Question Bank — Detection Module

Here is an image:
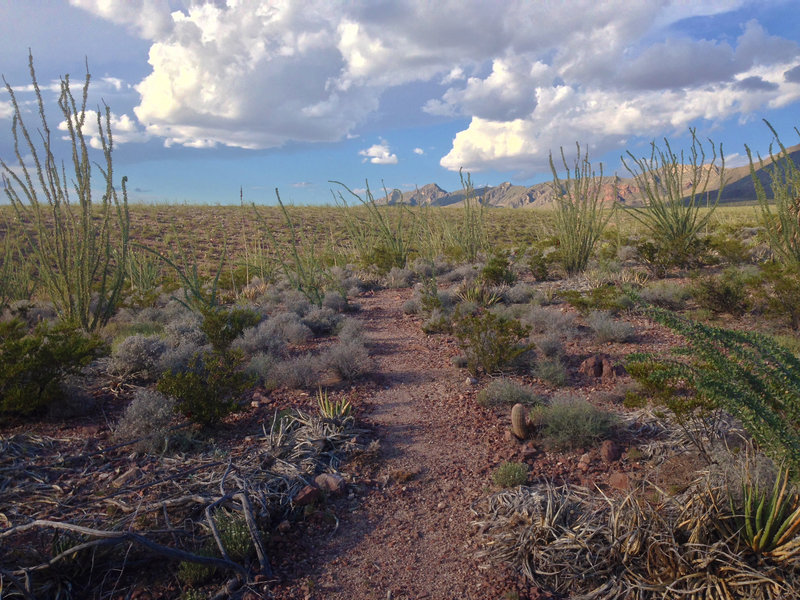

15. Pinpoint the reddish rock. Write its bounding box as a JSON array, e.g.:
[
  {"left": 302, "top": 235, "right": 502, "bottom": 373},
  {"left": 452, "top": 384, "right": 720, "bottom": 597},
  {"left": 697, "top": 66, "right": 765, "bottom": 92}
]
[
  {"left": 294, "top": 485, "right": 320, "bottom": 506},
  {"left": 600, "top": 440, "right": 621, "bottom": 463},
  {"left": 315, "top": 472, "right": 346, "bottom": 495},
  {"left": 609, "top": 472, "right": 630, "bottom": 491},
  {"left": 578, "top": 354, "right": 620, "bottom": 382}
]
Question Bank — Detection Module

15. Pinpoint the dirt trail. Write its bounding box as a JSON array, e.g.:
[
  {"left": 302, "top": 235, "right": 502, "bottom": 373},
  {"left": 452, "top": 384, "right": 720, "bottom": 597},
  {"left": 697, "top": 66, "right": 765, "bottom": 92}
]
[{"left": 276, "top": 289, "right": 510, "bottom": 599}]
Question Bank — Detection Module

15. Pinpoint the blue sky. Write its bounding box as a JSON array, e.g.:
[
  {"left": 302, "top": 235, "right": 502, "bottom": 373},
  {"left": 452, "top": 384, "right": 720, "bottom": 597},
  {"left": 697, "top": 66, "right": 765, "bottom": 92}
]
[{"left": 2, "top": 0, "right": 800, "bottom": 205}]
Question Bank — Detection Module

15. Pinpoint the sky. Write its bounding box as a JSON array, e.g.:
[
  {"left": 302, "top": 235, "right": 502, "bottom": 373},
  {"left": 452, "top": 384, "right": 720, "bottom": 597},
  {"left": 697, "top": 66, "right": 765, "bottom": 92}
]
[{"left": 2, "top": 0, "right": 800, "bottom": 205}]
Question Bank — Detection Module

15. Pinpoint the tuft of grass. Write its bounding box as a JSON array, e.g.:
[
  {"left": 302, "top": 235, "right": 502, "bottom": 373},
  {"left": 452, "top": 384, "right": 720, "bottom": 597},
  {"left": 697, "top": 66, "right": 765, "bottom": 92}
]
[
  {"left": 477, "top": 378, "right": 540, "bottom": 407},
  {"left": 531, "top": 394, "right": 618, "bottom": 451},
  {"left": 586, "top": 310, "right": 636, "bottom": 343},
  {"left": 492, "top": 461, "right": 529, "bottom": 488}
]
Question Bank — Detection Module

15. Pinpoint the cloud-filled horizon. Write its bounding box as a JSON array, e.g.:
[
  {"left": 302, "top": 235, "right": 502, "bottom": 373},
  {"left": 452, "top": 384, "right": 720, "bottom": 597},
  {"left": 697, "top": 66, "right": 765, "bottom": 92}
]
[{"left": 2, "top": 1, "right": 800, "bottom": 204}]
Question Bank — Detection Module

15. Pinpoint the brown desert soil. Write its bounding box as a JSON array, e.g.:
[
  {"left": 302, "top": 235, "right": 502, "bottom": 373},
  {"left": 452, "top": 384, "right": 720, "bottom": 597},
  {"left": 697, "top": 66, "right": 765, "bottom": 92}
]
[
  {"left": 1, "top": 284, "right": 702, "bottom": 600},
  {"left": 267, "top": 287, "right": 650, "bottom": 600}
]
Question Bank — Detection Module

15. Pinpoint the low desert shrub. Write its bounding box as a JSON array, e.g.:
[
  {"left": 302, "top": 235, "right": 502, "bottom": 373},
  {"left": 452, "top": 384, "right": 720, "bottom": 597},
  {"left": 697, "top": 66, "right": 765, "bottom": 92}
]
[
  {"left": 337, "top": 318, "right": 365, "bottom": 345},
  {"left": 269, "top": 354, "right": 322, "bottom": 390},
  {"left": 113, "top": 388, "right": 176, "bottom": 453},
  {"left": 322, "top": 290, "right": 350, "bottom": 312},
  {"left": 559, "top": 284, "right": 633, "bottom": 315},
  {"left": 522, "top": 306, "right": 576, "bottom": 338},
  {"left": 302, "top": 307, "right": 342, "bottom": 336},
  {"left": 639, "top": 280, "right": 690, "bottom": 310},
  {"left": 477, "top": 378, "right": 540, "bottom": 407},
  {"left": 324, "top": 340, "right": 373, "bottom": 381},
  {"left": 531, "top": 394, "right": 618, "bottom": 451},
  {"left": 421, "top": 308, "right": 451, "bottom": 334},
  {"left": 108, "top": 334, "right": 167, "bottom": 381},
  {"left": 157, "top": 349, "right": 253, "bottom": 427},
  {"left": 385, "top": 267, "right": 415, "bottom": 289},
  {"left": 263, "top": 312, "right": 313, "bottom": 344},
  {"left": 535, "top": 335, "right": 564, "bottom": 359},
  {"left": 492, "top": 461, "right": 529, "bottom": 488},
  {"left": 231, "top": 320, "right": 287, "bottom": 356},
  {"left": 691, "top": 268, "right": 751, "bottom": 315},
  {"left": 755, "top": 262, "right": 800, "bottom": 329},
  {"left": 0, "top": 319, "right": 106, "bottom": 419},
  {"left": 200, "top": 306, "right": 262, "bottom": 352},
  {"left": 481, "top": 252, "right": 516, "bottom": 286},
  {"left": 505, "top": 282, "right": 536, "bottom": 304},
  {"left": 244, "top": 351, "right": 277, "bottom": 384},
  {"left": 586, "top": 310, "right": 636, "bottom": 343},
  {"left": 452, "top": 310, "right": 533, "bottom": 376},
  {"left": 533, "top": 357, "right": 569, "bottom": 387}
]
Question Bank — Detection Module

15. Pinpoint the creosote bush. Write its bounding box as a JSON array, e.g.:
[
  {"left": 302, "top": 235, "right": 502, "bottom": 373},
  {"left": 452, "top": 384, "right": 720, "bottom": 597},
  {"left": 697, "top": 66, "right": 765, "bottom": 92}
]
[
  {"left": 452, "top": 309, "right": 533, "bottom": 377},
  {"left": 0, "top": 318, "right": 106, "bottom": 419},
  {"left": 157, "top": 349, "right": 253, "bottom": 427}
]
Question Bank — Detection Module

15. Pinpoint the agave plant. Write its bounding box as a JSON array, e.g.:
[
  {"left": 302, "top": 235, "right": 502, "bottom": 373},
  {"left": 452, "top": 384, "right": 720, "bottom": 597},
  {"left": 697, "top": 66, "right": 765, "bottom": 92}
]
[
  {"left": 316, "top": 387, "right": 352, "bottom": 422},
  {"left": 732, "top": 467, "right": 800, "bottom": 560}
]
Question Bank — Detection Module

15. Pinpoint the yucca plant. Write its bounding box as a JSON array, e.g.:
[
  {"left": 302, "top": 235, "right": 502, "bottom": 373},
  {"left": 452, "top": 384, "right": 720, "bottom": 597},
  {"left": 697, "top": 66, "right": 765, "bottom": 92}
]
[
  {"left": 317, "top": 387, "right": 352, "bottom": 422},
  {"left": 550, "top": 143, "right": 614, "bottom": 276},
  {"left": 727, "top": 467, "right": 800, "bottom": 560}
]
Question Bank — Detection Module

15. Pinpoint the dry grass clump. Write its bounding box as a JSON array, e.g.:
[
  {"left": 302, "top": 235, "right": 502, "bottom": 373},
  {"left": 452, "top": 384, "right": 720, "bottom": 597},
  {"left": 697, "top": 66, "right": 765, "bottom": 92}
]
[
  {"left": 521, "top": 306, "right": 577, "bottom": 339},
  {"left": 586, "top": 310, "right": 636, "bottom": 343},
  {"left": 473, "top": 481, "right": 800, "bottom": 599},
  {"left": 530, "top": 394, "right": 618, "bottom": 450},
  {"left": 477, "top": 378, "right": 540, "bottom": 407}
]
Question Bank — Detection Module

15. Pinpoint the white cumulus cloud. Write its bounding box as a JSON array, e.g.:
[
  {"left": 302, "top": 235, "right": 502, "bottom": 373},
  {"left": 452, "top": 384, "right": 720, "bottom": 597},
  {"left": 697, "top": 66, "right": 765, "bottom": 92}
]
[
  {"left": 59, "top": 110, "right": 150, "bottom": 149},
  {"left": 413, "top": 147, "right": 424, "bottom": 155},
  {"left": 359, "top": 140, "right": 398, "bottom": 165},
  {"left": 69, "top": 0, "right": 800, "bottom": 173}
]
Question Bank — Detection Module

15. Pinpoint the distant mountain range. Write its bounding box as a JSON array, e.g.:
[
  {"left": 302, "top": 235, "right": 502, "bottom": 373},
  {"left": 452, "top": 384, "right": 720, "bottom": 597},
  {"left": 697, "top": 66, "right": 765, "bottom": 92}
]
[{"left": 382, "top": 143, "right": 800, "bottom": 209}]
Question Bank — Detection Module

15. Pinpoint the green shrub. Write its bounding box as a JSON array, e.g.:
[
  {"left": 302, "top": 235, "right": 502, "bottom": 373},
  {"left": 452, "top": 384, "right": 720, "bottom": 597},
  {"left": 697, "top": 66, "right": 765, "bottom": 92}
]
[
  {"left": 200, "top": 307, "right": 262, "bottom": 352},
  {"left": 157, "top": 349, "right": 253, "bottom": 427},
  {"left": 492, "top": 461, "right": 529, "bottom": 488},
  {"left": 755, "top": 262, "right": 800, "bottom": 329},
  {"left": 559, "top": 284, "right": 632, "bottom": 315},
  {"left": 691, "top": 268, "right": 750, "bottom": 316},
  {"left": 527, "top": 249, "right": 550, "bottom": 281},
  {"left": 477, "top": 378, "right": 540, "bottom": 407},
  {"left": 531, "top": 395, "right": 618, "bottom": 451},
  {"left": 0, "top": 319, "right": 106, "bottom": 419},
  {"left": 481, "top": 252, "right": 516, "bottom": 286},
  {"left": 452, "top": 310, "right": 533, "bottom": 377}
]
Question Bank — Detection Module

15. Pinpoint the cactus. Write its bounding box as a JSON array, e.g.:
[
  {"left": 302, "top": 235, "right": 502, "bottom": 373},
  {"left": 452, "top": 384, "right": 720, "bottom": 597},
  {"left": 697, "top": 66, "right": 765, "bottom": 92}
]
[{"left": 511, "top": 403, "right": 528, "bottom": 439}]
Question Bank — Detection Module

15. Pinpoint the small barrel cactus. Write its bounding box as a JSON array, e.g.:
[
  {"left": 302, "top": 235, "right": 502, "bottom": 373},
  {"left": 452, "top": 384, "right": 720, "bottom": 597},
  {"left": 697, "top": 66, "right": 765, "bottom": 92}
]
[{"left": 511, "top": 403, "right": 528, "bottom": 439}]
